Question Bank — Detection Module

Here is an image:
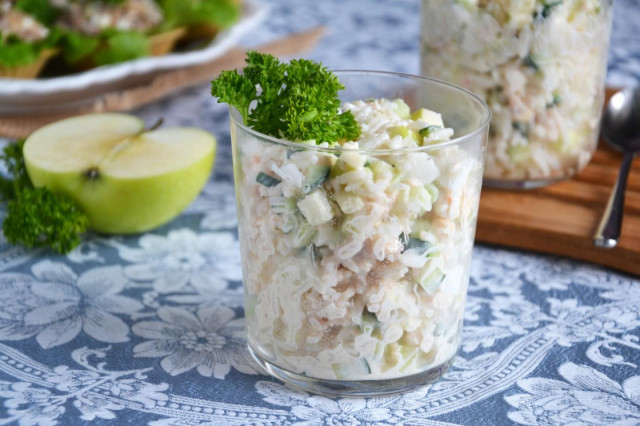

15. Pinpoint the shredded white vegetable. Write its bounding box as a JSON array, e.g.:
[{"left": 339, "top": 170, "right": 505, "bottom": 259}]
[{"left": 238, "top": 98, "right": 481, "bottom": 380}]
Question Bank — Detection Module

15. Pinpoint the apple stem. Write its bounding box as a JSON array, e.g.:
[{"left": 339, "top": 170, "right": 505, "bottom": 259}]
[
  {"left": 84, "top": 168, "right": 100, "bottom": 179},
  {"left": 142, "top": 118, "right": 164, "bottom": 134},
  {"left": 83, "top": 167, "right": 100, "bottom": 180}
]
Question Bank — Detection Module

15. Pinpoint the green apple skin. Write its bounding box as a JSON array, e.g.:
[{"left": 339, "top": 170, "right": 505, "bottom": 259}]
[
  {"left": 23, "top": 114, "right": 216, "bottom": 235},
  {"left": 25, "top": 151, "right": 214, "bottom": 234}
]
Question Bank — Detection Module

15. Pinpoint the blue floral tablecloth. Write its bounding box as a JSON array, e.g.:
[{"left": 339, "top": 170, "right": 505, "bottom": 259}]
[{"left": 1, "top": 1, "right": 640, "bottom": 424}]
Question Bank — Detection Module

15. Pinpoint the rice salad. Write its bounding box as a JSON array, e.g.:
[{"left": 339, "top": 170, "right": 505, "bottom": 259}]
[
  {"left": 235, "top": 98, "right": 482, "bottom": 381},
  {"left": 421, "top": 0, "right": 612, "bottom": 183}
]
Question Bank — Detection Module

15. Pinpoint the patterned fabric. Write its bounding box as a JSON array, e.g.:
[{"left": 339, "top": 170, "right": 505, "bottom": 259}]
[{"left": 1, "top": 0, "right": 639, "bottom": 424}]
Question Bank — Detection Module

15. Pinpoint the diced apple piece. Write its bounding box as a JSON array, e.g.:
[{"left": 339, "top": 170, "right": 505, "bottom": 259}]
[
  {"left": 340, "top": 150, "right": 368, "bottom": 169},
  {"left": 411, "top": 108, "right": 444, "bottom": 127},
  {"left": 297, "top": 190, "right": 333, "bottom": 226},
  {"left": 393, "top": 99, "right": 411, "bottom": 119}
]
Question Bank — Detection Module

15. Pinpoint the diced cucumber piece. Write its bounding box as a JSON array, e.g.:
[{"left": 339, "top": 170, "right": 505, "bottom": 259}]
[
  {"left": 297, "top": 190, "right": 333, "bottom": 226},
  {"left": 256, "top": 172, "right": 281, "bottom": 187},
  {"left": 269, "top": 196, "right": 299, "bottom": 234},
  {"left": 454, "top": 0, "right": 477, "bottom": 9},
  {"left": 512, "top": 121, "right": 530, "bottom": 137},
  {"left": 400, "top": 235, "right": 432, "bottom": 255},
  {"left": 424, "top": 182, "right": 439, "bottom": 202},
  {"left": 360, "top": 311, "right": 380, "bottom": 335},
  {"left": 507, "top": 144, "right": 531, "bottom": 162},
  {"left": 286, "top": 148, "right": 298, "bottom": 159},
  {"left": 382, "top": 343, "right": 400, "bottom": 372},
  {"left": 420, "top": 268, "right": 445, "bottom": 294},
  {"left": 369, "top": 160, "right": 394, "bottom": 178},
  {"left": 290, "top": 222, "right": 317, "bottom": 247},
  {"left": 304, "top": 165, "right": 330, "bottom": 193},
  {"left": 418, "top": 125, "right": 443, "bottom": 138},
  {"left": 411, "top": 108, "right": 444, "bottom": 127},
  {"left": 269, "top": 196, "right": 296, "bottom": 214},
  {"left": 535, "top": 1, "right": 563, "bottom": 20},
  {"left": 553, "top": 130, "right": 580, "bottom": 153},
  {"left": 399, "top": 348, "right": 418, "bottom": 373},
  {"left": 523, "top": 54, "right": 540, "bottom": 71},
  {"left": 393, "top": 99, "right": 411, "bottom": 119},
  {"left": 547, "top": 93, "right": 562, "bottom": 108},
  {"left": 332, "top": 358, "right": 371, "bottom": 379},
  {"left": 388, "top": 126, "right": 419, "bottom": 143}
]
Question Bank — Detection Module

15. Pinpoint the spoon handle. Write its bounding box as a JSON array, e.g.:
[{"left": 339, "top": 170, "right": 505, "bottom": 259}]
[{"left": 594, "top": 151, "right": 636, "bottom": 248}]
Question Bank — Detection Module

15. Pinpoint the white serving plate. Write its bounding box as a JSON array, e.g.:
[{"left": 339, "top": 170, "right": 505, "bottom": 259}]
[{"left": 0, "top": 0, "right": 267, "bottom": 114}]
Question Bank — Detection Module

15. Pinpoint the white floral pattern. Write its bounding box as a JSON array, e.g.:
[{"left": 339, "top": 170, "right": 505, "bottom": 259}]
[
  {"left": 0, "top": 260, "right": 142, "bottom": 348},
  {"left": 117, "top": 228, "right": 242, "bottom": 294},
  {"left": 506, "top": 363, "right": 640, "bottom": 425},
  {"left": 132, "top": 306, "right": 258, "bottom": 378},
  {"left": 0, "top": 192, "right": 636, "bottom": 425},
  {"left": 0, "top": 0, "right": 638, "bottom": 423}
]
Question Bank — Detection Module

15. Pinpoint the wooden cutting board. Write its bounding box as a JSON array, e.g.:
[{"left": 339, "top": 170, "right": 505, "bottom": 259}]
[{"left": 476, "top": 88, "right": 640, "bottom": 276}]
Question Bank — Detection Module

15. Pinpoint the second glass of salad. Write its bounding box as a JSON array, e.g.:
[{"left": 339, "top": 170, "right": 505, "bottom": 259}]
[
  {"left": 212, "top": 54, "right": 490, "bottom": 396},
  {"left": 421, "top": 0, "right": 613, "bottom": 188}
]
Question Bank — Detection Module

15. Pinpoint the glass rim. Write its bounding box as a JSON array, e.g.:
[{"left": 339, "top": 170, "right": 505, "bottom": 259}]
[{"left": 227, "top": 70, "right": 491, "bottom": 155}]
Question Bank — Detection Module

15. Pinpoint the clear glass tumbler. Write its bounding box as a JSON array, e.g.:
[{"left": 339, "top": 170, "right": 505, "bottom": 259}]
[
  {"left": 421, "top": 0, "right": 613, "bottom": 188},
  {"left": 230, "top": 71, "right": 490, "bottom": 396}
]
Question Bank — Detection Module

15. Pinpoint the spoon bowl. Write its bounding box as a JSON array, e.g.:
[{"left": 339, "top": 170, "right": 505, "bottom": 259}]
[
  {"left": 602, "top": 88, "right": 640, "bottom": 151},
  {"left": 594, "top": 87, "right": 640, "bottom": 248}
]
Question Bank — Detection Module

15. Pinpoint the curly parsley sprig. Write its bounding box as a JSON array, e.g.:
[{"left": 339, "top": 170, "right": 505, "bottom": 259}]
[
  {"left": 0, "top": 140, "right": 87, "bottom": 254},
  {"left": 211, "top": 51, "right": 360, "bottom": 144}
]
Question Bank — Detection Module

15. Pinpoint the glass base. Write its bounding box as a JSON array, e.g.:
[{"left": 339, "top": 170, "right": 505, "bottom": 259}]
[
  {"left": 483, "top": 175, "right": 570, "bottom": 190},
  {"left": 249, "top": 345, "right": 454, "bottom": 397}
]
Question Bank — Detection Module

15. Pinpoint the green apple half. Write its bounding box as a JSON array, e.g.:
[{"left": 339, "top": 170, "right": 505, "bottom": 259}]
[{"left": 23, "top": 113, "right": 216, "bottom": 234}]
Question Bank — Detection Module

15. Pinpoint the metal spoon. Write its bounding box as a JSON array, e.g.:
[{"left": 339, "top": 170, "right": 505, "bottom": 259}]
[{"left": 594, "top": 87, "right": 640, "bottom": 248}]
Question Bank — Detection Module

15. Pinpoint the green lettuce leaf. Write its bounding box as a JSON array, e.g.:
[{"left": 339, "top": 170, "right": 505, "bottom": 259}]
[
  {"left": 158, "top": 0, "right": 241, "bottom": 30},
  {"left": 0, "top": 37, "right": 42, "bottom": 67},
  {"left": 60, "top": 31, "right": 100, "bottom": 64},
  {"left": 15, "top": 0, "right": 59, "bottom": 25},
  {"left": 93, "top": 30, "right": 149, "bottom": 65},
  {"left": 0, "top": 29, "right": 59, "bottom": 67},
  {"left": 61, "top": 30, "right": 149, "bottom": 66}
]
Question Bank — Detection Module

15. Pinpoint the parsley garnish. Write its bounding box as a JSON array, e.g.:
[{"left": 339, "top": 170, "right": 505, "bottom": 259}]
[
  {"left": 211, "top": 51, "right": 360, "bottom": 144},
  {"left": 0, "top": 140, "right": 87, "bottom": 254}
]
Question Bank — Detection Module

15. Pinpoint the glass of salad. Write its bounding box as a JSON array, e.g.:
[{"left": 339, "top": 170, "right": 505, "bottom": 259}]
[
  {"left": 421, "top": 0, "right": 613, "bottom": 188},
  {"left": 213, "top": 54, "right": 490, "bottom": 396}
]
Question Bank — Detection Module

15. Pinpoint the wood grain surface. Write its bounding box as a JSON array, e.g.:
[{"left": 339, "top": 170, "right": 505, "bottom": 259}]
[{"left": 476, "top": 88, "right": 640, "bottom": 276}]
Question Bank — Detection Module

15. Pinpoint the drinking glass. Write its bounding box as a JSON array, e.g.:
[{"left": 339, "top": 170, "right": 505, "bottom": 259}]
[{"left": 230, "top": 71, "right": 490, "bottom": 396}]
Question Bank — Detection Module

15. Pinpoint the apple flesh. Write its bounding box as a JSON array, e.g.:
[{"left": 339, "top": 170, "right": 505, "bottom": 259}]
[{"left": 23, "top": 113, "right": 216, "bottom": 234}]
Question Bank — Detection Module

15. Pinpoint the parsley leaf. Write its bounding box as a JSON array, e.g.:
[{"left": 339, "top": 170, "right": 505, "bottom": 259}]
[
  {"left": 0, "top": 140, "right": 87, "bottom": 254},
  {"left": 211, "top": 52, "right": 361, "bottom": 144}
]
